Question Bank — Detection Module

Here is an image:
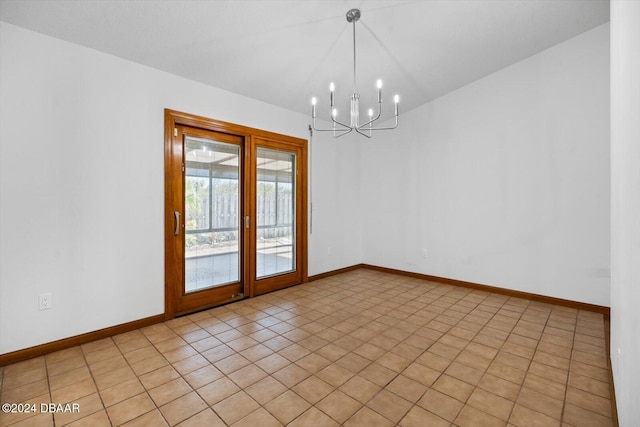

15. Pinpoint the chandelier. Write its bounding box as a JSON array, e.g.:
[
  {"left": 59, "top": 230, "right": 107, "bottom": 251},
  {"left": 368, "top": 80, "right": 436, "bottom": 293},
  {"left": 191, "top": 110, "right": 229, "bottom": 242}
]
[{"left": 311, "top": 8, "right": 399, "bottom": 138}]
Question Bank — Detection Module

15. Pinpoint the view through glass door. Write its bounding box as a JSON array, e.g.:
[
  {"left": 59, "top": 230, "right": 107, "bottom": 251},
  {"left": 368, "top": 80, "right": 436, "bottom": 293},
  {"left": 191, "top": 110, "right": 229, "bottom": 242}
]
[
  {"left": 185, "top": 136, "right": 241, "bottom": 292},
  {"left": 166, "top": 126, "right": 244, "bottom": 315},
  {"left": 250, "top": 138, "right": 306, "bottom": 297},
  {"left": 256, "top": 148, "right": 296, "bottom": 279},
  {"left": 165, "top": 110, "right": 308, "bottom": 318}
]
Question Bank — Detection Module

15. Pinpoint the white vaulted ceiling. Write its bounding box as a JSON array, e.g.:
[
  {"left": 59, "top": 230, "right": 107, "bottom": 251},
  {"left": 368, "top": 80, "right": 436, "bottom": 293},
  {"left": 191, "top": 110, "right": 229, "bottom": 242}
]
[{"left": 0, "top": 0, "right": 609, "bottom": 119}]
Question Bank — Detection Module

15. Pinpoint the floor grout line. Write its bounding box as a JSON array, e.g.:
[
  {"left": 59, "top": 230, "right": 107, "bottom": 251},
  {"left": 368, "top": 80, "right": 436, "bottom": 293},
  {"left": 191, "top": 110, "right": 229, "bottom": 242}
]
[{"left": 0, "top": 270, "right": 613, "bottom": 427}]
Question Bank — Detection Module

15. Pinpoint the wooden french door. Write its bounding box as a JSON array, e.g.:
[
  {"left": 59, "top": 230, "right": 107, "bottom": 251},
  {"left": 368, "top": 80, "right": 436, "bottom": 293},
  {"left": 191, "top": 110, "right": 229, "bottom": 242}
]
[
  {"left": 164, "top": 110, "right": 307, "bottom": 318},
  {"left": 250, "top": 138, "right": 306, "bottom": 296}
]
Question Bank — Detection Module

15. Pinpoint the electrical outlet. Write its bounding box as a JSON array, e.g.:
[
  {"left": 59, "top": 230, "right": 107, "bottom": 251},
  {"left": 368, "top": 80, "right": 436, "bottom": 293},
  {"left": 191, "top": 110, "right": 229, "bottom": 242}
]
[
  {"left": 421, "top": 248, "right": 428, "bottom": 258},
  {"left": 327, "top": 246, "right": 332, "bottom": 256},
  {"left": 39, "top": 293, "right": 52, "bottom": 310}
]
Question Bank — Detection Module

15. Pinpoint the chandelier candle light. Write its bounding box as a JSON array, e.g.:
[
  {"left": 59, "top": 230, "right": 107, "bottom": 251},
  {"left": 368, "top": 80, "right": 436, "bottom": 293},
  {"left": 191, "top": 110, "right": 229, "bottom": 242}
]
[{"left": 311, "top": 8, "right": 399, "bottom": 138}]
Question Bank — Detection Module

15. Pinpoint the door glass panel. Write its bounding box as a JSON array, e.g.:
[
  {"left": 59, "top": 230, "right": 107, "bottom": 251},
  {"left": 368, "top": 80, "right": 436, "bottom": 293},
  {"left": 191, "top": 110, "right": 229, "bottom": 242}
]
[
  {"left": 185, "top": 137, "right": 240, "bottom": 292},
  {"left": 256, "top": 148, "right": 295, "bottom": 278}
]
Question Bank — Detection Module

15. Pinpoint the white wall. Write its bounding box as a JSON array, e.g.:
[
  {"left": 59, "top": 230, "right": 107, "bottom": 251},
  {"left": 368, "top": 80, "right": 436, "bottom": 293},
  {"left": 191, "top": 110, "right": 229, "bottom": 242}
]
[
  {"left": 610, "top": 1, "right": 640, "bottom": 426},
  {"left": 0, "top": 22, "right": 360, "bottom": 354},
  {"left": 361, "top": 24, "right": 610, "bottom": 306},
  {"left": 308, "top": 130, "right": 362, "bottom": 276}
]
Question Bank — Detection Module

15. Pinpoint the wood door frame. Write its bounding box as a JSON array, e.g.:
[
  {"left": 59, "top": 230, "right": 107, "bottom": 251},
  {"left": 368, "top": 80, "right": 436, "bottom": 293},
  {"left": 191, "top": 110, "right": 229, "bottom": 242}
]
[{"left": 164, "top": 109, "right": 308, "bottom": 319}]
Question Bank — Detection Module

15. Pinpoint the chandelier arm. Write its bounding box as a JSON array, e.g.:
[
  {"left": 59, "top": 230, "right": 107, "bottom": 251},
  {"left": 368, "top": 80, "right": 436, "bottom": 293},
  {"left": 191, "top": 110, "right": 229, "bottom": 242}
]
[
  {"left": 313, "top": 126, "right": 353, "bottom": 138},
  {"left": 357, "top": 115, "right": 399, "bottom": 131},
  {"left": 330, "top": 114, "right": 353, "bottom": 130},
  {"left": 354, "top": 127, "right": 373, "bottom": 138},
  {"left": 311, "top": 124, "right": 352, "bottom": 135},
  {"left": 357, "top": 101, "right": 383, "bottom": 128},
  {"left": 311, "top": 122, "right": 349, "bottom": 133},
  {"left": 311, "top": 116, "right": 352, "bottom": 135},
  {"left": 311, "top": 105, "right": 351, "bottom": 132},
  {"left": 333, "top": 128, "right": 354, "bottom": 138},
  {"left": 313, "top": 128, "right": 353, "bottom": 138}
]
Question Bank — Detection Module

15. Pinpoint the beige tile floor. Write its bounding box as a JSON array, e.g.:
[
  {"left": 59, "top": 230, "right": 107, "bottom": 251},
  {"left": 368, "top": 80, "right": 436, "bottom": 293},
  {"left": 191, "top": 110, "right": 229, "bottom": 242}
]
[{"left": 0, "top": 269, "right": 614, "bottom": 427}]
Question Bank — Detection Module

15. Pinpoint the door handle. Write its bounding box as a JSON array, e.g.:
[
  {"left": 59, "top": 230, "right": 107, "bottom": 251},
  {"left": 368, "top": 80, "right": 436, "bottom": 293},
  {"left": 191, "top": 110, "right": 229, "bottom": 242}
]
[{"left": 174, "top": 211, "right": 181, "bottom": 236}]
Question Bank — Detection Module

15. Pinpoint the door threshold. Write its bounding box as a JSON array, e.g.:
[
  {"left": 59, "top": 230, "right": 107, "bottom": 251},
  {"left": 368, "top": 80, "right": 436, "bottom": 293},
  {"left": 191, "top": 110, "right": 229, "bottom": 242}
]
[{"left": 175, "top": 293, "right": 246, "bottom": 318}]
